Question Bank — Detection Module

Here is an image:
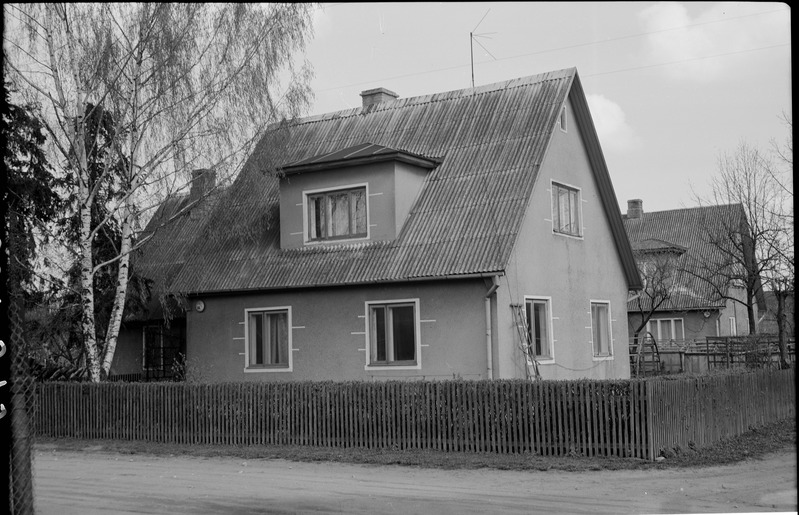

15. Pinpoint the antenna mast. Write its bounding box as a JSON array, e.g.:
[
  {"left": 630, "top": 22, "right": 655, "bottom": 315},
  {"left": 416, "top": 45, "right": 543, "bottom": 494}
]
[{"left": 470, "top": 9, "right": 496, "bottom": 89}]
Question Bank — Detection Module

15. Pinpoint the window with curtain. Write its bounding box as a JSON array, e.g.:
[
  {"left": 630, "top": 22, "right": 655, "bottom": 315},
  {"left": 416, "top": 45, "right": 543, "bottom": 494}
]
[
  {"left": 369, "top": 302, "right": 417, "bottom": 365},
  {"left": 307, "top": 186, "right": 367, "bottom": 241},
  {"left": 551, "top": 182, "right": 581, "bottom": 237},
  {"left": 591, "top": 302, "right": 612, "bottom": 357},
  {"left": 525, "top": 298, "right": 552, "bottom": 359},
  {"left": 247, "top": 309, "right": 289, "bottom": 368}
]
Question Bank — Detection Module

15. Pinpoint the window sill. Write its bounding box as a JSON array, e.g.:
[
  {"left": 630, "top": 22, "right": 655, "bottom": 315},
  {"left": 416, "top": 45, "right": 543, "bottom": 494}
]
[
  {"left": 552, "top": 230, "right": 584, "bottom": 240},
  {"left": 592, "top": 355, "right": 614, "bottom": 362},
  {"left": 244, "top": 366, "right": 292, "bottom": 373},
  {"left": 365, "top": 362, "right": 420, "bottom": 371},
  {"left": 535, "top": 358, "right": 555, "bottom": 365}
]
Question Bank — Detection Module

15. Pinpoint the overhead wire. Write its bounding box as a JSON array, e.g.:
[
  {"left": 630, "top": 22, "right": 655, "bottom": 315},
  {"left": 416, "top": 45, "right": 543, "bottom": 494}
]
[{"left": 313, "top": 6, "right": 789, "bottom": 93}]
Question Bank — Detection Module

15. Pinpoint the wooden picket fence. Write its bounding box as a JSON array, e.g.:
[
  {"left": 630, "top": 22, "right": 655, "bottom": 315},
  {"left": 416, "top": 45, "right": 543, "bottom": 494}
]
[{"left": 33, "top": 369, "right": 795, "bottom": 461}]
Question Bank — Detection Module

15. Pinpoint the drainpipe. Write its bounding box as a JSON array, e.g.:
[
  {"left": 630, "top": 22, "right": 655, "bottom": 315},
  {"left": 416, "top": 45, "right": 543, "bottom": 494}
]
[{"left": 485, "top": 276, "right": 500, "bottom": 380}]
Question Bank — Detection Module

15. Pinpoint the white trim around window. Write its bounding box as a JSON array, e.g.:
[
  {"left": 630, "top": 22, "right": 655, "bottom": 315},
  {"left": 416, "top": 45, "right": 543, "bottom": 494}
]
[
  {"left": 590, "top": 300, "right": 614, "bottom": 360},
  {"left": 550, "top": 180, "right": 583, "bottom": 239},
  {"left": 244, "top": 306, "right": 293, "bottom": 373},
  {"left": 303, "top": 182, "right": 370, "bottom": 244},
  {"left": 524, "top": 296, "right": 555, "bottom": 364},
  {"left": 645, "top": 317, "right": 685, "bottom": 343},
  {"left": 364, "top": 298, "right": 422, "bottom": 371}
]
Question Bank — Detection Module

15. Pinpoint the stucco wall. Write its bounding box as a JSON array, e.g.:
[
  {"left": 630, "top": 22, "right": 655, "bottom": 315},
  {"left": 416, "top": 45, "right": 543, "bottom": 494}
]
[
  {"left": 497, "top": 96, "right": 631, "bottom": 380},
  {"left": 186, "top": 280, "right": 490, "bottom": 382},
  {"left": 279, "top": 161, "right": 427, "bottom": 249}
]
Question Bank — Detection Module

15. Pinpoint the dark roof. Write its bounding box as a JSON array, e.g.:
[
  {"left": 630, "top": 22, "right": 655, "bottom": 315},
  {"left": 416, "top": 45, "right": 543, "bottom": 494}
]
[
  {"left": 630, "top": 238, "right": 688, "bottom": 254},
  {"left": 623, "top": 204, "right": 746, "bottom": 311},
  {"left": 169, "top": 67, "right": 641, "bottom": 294},
  {"left": 282, "top": 142, "right": 441, "bottom": 174},
  {"left": 126, "top": 189, "right": 224, "bottom": 320}
]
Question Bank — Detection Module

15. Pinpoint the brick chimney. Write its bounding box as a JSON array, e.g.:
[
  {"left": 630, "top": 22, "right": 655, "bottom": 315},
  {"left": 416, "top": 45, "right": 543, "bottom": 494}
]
[
  {"left": 360, "top": 87, "right": 398, "bottom": 109},
  {"left": 189, "top": 168, "right": 216, "bottom": 219},
  {"left": 627, "top": 199, "right": 643, "bottom": 219}
]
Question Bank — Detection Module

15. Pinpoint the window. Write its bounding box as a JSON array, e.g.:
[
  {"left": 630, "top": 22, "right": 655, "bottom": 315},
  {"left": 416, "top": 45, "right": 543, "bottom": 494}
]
[
  {"left": 646, "top": 318, "right": 685, "bottom": 343},
  {"left": 525, "top": 297, "right": 552, "bottom": 360},
  {"left": 307, "top": 186, "right": 367, "bottom": 241},
  {"left": 367, "top": 301, "right": 419, "bottom": 366},
  {"left": 551, "top": 182, "right": 581, "bottom": 237},
  {"left": 729, "top": 317, "right": 737, "bottom": 336},
  {"left": 142, "top": 326, "right": 182, "bottom": 379},
  {"left": 591, "top": 301, "right": 613, "bottom": 357},
  {"left": 246, "top": 308, "right": 290, "bottom": 370},
  {"left": 559, "top": 106, "right": 568, "bottom": 132}
]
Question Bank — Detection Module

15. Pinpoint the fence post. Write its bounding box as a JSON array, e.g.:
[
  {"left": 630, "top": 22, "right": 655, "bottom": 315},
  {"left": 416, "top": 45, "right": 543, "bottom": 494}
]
[{"left": 645, "top": 379, "right": 655, "bottom": 461}]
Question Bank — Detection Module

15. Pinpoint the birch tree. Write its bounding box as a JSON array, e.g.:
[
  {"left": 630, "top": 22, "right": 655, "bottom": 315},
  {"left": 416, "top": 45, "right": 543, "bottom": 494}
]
[{"left": 4, "top": 3, "right": 316, "bottom": 381}]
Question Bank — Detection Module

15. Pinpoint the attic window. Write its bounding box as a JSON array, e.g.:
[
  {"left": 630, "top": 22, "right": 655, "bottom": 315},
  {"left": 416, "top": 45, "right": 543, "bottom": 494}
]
[
  {"left": 307, "top": 185, "right": 368, "bottom": 242},
  {"left": 551, "top": 181, "right": 582, "bottom": 237},
  {"left": 559, "top": 106, "right": 567, "bottom": 133}
]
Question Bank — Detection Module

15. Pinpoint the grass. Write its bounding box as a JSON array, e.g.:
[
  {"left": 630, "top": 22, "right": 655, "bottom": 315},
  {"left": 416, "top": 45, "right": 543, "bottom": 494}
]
[{"left": 35, "top": 417, "right": 795, "bottom": 473}]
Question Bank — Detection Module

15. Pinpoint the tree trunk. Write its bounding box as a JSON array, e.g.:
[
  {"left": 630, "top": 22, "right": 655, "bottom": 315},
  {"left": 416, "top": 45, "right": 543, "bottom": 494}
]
[
  {"left": 80, "top": 185, "right": 102, "bottom": 383},
  {"left": 101, "top": 206, "right": 134, "bottom": 376},
  {"left": 777, "top": 291, "right": 790, "bottom": 369}
]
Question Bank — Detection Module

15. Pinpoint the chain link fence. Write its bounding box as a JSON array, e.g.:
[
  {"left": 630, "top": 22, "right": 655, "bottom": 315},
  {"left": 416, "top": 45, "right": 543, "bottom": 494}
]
[{"left": 8, "top": 298, "right": 36, "bottom": 514}]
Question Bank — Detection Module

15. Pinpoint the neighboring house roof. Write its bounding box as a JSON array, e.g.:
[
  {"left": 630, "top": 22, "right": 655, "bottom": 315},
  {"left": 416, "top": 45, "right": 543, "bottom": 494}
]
[
  {"left": 623, "top": 203, "right": 748, "bottom": 312},
  {"left": 126, "top": 187, "right": 224, "bottom": 321},
  {"left": 169, "top": 67, "right": 641, "bottom": 294}
]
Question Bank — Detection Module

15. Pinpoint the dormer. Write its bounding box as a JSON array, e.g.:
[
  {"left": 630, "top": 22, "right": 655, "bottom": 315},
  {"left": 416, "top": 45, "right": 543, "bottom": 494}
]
[{"left": 278, "top": 143, "right": 441, "bottom": 249}]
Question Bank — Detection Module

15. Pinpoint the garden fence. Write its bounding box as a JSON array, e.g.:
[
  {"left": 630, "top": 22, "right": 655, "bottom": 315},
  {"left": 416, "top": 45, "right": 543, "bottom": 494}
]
[{"left": 34, "top": 369, "right": 795, "bottom": 461}]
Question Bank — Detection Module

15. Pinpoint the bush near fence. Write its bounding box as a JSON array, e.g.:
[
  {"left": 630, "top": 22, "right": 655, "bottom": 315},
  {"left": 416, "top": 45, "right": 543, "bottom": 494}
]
[{"left": 34, "top": 369, "right": 795, "bottom": 461}]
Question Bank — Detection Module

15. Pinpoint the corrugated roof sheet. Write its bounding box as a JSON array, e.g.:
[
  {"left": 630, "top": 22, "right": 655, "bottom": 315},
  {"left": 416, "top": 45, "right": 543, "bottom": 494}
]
[
  {"left": 167, "top": 68, "right": 639, "bottom": 294},
  {"left": 126, "top": 189, "right": 225, "bottom": 319},
  {"left": 623, "top": 204, "right": 746, "bottom": 311}
]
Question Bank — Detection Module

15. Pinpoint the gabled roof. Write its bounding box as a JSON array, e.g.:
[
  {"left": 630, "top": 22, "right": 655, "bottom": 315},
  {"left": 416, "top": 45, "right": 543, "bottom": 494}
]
[
  {"left": 169, "top": 67, "right": 640, "bottom": 294},
  {"left": 623, "top": 203, "right": 746, "bottom": 311},
  {"left": 631, "top": 238, "right": 688, "bottom": 254},
  {"left": 282, "top": 142, "right": 441, "bottom": 174}
]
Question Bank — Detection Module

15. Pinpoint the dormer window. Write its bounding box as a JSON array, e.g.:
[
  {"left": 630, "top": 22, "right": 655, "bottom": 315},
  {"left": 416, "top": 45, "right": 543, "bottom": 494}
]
[{"left": 307, "top": 185, "right": 368, "bottom": 242}]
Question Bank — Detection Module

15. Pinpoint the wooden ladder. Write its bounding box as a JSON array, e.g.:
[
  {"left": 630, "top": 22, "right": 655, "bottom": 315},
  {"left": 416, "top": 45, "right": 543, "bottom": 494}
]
[{"left": 511, "top": 304, "right": 542, "bottom": 381}]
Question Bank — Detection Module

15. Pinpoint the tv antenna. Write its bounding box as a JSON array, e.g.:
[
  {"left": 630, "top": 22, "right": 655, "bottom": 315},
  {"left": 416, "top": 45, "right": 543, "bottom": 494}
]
[{"left": 470, "top": 9, "right": 497, "bottom": 88}]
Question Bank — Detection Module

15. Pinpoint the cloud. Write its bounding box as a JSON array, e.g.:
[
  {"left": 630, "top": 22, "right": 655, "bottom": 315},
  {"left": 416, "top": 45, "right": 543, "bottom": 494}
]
[
  {"left": 586, "top": 94, "right": 637, "bottom": 154},
  {"left": 638, "top": 2, "right": 788, "bottom": 82}
]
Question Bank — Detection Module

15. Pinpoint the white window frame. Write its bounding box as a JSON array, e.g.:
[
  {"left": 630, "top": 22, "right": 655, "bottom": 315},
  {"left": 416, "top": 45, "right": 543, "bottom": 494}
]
[
  {"left": 729, "top": 316, "right": 737, "bottom": 336},
  {"left": 364, "top": 298, "right": 422, "bottom": 371},
  {"left": 646, "top": 317, "right": 685, "bottom": 343},
  {"left": 558, "top": 105, "right": 568, "bottom": 133},
  {"left": 550, "top": 180, "right": 583, "bottom": 239},
  {"left": 303, "top": 182, "right": 369, "bottom": 244},
  {"left": 524, "top": 296, "right": 555, "bottom": 364},
  {"left": 244, "top": 306, "right": 293, "bottom": 373},
  {"left": 590, "top": 300, "right": 614, "bottom": 360}
]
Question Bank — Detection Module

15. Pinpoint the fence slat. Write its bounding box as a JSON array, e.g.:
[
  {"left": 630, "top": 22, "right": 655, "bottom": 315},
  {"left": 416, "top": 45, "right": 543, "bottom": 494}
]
[{"left": 33, "top": 371, "right": 795, "bottom": 461}]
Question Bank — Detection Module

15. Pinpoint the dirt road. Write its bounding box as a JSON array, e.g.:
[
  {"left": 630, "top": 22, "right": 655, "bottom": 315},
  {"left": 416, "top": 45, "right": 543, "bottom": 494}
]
[{"left": 33, "top": 446, "right": 796, "bottom": 514}]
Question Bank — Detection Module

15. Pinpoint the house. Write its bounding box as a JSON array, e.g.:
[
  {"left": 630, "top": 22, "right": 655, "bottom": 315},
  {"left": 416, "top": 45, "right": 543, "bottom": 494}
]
[
  {"left": 119, "top": 67, "right": 643, "bottom": 382},
  {"left": 622, "top": 200, "right": 762, "bottom": 346},
  {"left": 110, "top": 169, "right": 223, "bottom": 380}
]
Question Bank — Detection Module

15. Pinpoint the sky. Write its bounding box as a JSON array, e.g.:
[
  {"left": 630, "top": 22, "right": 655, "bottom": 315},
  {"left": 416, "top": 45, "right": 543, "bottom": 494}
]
[{"left": 300, "top": 2, "right": 792, "bottom": 214}]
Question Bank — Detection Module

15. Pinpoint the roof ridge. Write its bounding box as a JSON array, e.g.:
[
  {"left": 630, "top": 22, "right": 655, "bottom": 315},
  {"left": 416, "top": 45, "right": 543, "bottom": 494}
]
[{"left": 297, "top": 67, "right": 577, "bottom": 126}]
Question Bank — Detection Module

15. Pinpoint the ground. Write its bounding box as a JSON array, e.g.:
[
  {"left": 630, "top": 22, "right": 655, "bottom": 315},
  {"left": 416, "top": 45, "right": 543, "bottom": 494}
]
[{"left": 33, "top": 443, "right": 797, "bottom": 514}]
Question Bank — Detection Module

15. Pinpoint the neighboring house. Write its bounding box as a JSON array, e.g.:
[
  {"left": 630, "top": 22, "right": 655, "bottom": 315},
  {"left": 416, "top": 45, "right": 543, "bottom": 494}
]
[
  {"left": 623, "top": 200, "right": 762, "bottom": 346},
  {"left": 111, "top": 169, "right": 222, "bottom": 380},
  {"left": 124, "top": 67, "right": 641, "bottom": 382}
]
